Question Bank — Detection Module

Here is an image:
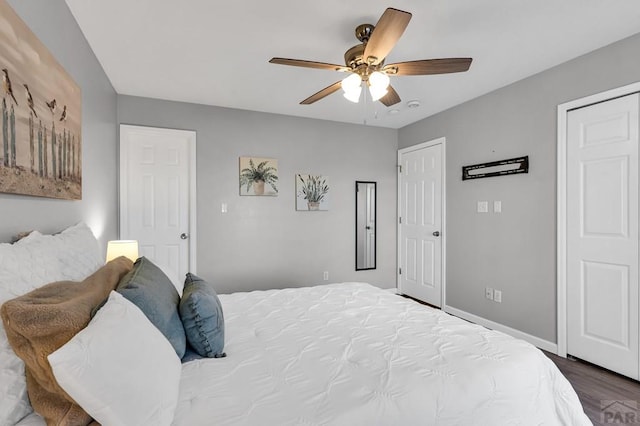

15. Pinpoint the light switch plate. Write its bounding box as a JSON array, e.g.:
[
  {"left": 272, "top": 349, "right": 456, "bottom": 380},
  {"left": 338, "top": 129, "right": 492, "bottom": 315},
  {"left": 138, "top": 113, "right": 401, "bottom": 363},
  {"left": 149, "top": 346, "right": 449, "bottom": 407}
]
[
  {"left": 485, "top": 287, "right": 493, "bottom": 300},
  {"left": 477, "top": 201, "right": 489, "bottom": 213},
  {"left": 493, "top": 201, "right": 502, "bottom": 213}
]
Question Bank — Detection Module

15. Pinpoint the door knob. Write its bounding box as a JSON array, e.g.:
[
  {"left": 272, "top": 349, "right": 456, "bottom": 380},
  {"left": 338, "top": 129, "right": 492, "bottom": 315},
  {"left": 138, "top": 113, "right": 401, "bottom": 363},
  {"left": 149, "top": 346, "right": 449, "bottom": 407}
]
[
  {"left": 180, "top": 233, "right": 189, "bottom": 240},
  {"left": 432, "top": 231, "right": 440, "bottom": 237}
]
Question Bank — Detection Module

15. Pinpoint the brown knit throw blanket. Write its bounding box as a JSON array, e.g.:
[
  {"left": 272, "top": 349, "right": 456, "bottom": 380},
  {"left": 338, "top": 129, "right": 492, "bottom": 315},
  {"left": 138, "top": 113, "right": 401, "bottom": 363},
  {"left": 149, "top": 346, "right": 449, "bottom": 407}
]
[{"left": 1, "top": 257, "right": 133, "bottom": 426}]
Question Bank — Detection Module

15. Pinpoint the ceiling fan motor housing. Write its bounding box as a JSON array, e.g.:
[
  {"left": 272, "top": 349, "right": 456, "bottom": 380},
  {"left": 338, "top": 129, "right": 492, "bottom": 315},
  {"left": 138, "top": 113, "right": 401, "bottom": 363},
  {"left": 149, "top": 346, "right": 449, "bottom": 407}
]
[
  {"left": 344, "top": 44, "right": 365, "bottom": 69},
  {"left": 355, "top": 23, "right": 374, "bottom": 43},
  {"left": 344, "top": 44, "right": 384, "bottom": 79}
]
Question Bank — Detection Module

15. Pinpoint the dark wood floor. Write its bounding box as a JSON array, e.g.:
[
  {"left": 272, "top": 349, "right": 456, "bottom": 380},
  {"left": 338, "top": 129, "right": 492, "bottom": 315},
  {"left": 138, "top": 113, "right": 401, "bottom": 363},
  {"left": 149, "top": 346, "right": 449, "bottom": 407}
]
[{"left": 544, "top": 351, "right": 640, "bottom": 425}]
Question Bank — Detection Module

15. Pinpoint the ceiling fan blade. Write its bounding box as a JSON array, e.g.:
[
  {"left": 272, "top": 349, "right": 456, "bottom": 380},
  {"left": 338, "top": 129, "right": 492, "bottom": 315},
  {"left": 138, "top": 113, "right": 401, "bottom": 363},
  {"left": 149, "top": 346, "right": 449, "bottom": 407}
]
[
  {"left": 379, "top": 85, "right": 401, "bottom": 107},
  {"left": 300, "top": 81, "right": 343, "bottom": 105},
  {"left": 384, "top": 58, "right": 473, "bottom": 76},
  {"left": 269, "top": 58, "right": 349, "bottom": 72},
  {"left": 363, "top": 8, "right": 412, "bottom": 66}
]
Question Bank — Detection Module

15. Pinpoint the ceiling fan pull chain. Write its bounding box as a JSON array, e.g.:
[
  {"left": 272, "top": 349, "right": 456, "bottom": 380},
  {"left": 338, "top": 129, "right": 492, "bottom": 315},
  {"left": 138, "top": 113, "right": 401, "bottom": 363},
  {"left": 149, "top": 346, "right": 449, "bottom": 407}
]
[{"left": 363, "top": 85, "right": 368, "bottom": 125}]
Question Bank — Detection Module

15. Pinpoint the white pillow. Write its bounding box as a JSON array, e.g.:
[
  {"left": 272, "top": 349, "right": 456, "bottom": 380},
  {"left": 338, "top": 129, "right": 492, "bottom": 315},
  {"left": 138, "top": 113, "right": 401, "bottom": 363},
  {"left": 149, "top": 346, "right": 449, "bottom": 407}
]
[
  {"left": 48, "top": 291, "right": 181, "bottom": 426},
  {"left": 0, "top": 222, "right": 103, "bottom": 426}
]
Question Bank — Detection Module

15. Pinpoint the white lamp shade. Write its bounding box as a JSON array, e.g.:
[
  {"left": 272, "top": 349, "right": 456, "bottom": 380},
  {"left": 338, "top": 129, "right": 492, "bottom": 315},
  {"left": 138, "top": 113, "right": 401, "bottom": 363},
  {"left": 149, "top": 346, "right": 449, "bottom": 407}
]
[
  {"left": 106, "top": 240, "right": 139, "bottom": 263},
  {"left": 343, "top": 86, "right": 362, "bottom": 103},
  {"left": 368, "top": 85, "right": 388, "bottom": 102},
  {"left": 341, "top": 73, "right": 362, "bottom": 92},
  {"left": 369, "top": 71, "right": 390, "bottom": 89},
  {"left": 368, "top": 71, "right": 390, "bottom": 101}
]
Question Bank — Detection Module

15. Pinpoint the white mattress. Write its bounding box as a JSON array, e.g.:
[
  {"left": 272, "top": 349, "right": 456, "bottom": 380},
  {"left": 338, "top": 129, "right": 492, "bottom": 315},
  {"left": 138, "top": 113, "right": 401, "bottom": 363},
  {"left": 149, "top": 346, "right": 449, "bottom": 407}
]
[{"left": 174, "top": 283, "right": 591, "bottom": 426}]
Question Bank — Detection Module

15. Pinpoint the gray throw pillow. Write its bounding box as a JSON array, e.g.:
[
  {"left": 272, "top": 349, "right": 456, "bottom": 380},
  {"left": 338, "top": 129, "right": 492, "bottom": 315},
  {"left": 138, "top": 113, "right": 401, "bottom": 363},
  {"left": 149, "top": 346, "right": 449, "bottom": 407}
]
[
  {"left": 179, "top": 273, "right": 225, "bottom": 358},
  {"left": 116, "top": 257, "right": 186, "bottom": 358}
]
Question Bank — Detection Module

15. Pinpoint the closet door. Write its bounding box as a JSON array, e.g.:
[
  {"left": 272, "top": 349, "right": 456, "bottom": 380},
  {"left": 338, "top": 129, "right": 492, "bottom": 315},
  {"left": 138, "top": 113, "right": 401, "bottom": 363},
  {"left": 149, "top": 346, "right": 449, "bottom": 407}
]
[
  {"left": 566, "top": 93, "right": 639, "bottom": 379},
  {"left": 398, "top": 140, "right": 444, "bottom": 307}
]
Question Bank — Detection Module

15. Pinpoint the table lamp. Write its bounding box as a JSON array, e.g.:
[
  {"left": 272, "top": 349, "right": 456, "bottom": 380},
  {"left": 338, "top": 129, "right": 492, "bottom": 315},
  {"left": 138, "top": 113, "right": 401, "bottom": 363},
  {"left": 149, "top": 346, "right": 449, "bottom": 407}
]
[{"left": 106, "top": 240, "right": 139, "bottom": 263}]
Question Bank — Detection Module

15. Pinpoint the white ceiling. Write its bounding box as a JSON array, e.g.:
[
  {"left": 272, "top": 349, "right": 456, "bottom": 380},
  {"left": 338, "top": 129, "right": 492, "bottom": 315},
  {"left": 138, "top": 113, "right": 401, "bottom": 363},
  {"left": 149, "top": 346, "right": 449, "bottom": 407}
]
[{"left": 64, "top": 1, "right": 640, "bottom": 129}]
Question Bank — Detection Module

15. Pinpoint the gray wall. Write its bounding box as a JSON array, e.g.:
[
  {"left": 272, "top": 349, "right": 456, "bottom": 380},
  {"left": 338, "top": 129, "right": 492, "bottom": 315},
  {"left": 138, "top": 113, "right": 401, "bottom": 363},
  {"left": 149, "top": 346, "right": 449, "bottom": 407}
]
[
  {"left": 0, "top": 0, "right": 118, "bottom": 248},
  {"left": 118, "top": 96, "right": 398, "bottom": 293},
  {"left": 399, "top": 33, "right": 640, "bottom": 343}
]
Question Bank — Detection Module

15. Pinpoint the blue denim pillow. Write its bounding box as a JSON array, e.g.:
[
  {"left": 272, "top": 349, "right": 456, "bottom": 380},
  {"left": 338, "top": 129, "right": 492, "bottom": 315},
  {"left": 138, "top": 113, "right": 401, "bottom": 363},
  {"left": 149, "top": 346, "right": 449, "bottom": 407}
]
[
  {"left": 179, "top": 273, "right": 225, "bottom": 358},
  {"left": 116, "top": 257, "right": 186, "bottom": 358}
]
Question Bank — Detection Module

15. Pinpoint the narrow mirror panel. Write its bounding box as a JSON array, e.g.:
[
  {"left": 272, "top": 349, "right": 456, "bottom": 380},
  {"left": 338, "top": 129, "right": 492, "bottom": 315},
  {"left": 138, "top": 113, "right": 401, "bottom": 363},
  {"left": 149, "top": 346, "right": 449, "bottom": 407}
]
[{"left": 356, "top": 181, "right": 376, "bottom": 270}]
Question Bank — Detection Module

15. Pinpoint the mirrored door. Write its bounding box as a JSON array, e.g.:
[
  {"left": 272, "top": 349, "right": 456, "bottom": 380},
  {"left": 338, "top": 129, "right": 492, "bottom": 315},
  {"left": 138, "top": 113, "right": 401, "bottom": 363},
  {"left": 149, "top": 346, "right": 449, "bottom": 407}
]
[{"left": 356, "top": 181, "right": 376, "bottom": 270}]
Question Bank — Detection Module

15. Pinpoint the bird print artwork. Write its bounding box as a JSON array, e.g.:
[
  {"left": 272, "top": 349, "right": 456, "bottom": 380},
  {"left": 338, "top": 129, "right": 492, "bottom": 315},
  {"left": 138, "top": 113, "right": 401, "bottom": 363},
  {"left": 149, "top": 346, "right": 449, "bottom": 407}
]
[
  {"left": 46, "top": 98, "right": 56, "bottom": 115},
  {"left": 0, "top": 0, "right": 82, "bottom": 201},
  {"left": 23, "top": 84, "right": 37, "bottom": 117},
  {"left": 2, "top": 68, "right": 18, "bottom": 106}
]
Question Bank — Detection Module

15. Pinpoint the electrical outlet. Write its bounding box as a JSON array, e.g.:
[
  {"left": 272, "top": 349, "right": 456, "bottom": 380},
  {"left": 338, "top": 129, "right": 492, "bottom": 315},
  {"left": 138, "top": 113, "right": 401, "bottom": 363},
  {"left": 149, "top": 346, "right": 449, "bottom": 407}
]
[
  {"left": 323, "top": 271, "right": 329, "bottom": 281},
  {"left": 485, "top": 287, "right": 493, "bottom": 300},
  {"left": 221, "top": 202, "right": 228, "bottom": 213},
  {"left": 494, "top": 290, "right": 502, "bottom": 303}
]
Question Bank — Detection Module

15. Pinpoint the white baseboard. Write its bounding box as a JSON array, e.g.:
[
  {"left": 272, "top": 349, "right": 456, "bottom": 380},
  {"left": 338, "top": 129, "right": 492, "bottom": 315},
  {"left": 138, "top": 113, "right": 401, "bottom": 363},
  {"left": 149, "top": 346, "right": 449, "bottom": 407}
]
[{"left": 444, "top": 305, "right": 558, "bottom": 354}]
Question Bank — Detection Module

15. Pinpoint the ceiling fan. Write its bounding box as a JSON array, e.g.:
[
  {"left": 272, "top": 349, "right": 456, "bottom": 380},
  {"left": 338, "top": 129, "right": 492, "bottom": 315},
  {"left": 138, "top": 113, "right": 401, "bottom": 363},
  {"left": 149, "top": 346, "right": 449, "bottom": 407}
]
[{"left": 269, "top": 7, "right": 472, "bottom": 107}]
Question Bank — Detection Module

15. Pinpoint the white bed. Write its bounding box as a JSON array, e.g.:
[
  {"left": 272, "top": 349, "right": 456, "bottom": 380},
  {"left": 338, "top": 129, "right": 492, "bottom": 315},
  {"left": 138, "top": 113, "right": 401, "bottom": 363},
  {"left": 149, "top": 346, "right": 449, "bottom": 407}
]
[
  {"left": 173, "top": 283, "right": 590, "bottom": 425},
  {"left": 3, "top": 225, "right": 591, "bottom": 426},
  {"left": 15, "top": 282, "right": 591, "bottom": 425}
]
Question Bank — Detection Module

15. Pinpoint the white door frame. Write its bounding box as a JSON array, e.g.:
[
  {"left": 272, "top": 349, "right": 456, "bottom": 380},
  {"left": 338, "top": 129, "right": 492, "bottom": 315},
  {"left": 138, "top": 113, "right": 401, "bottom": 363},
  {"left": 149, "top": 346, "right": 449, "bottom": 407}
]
[
  {"left": 397, "top": 137, "right": 447, "bottom": 308},
  {"left": 119, "top": 124, "right": 198, "bottom": 274},
  {"left": 557, "top": 81, "right": 640, "bottom": 357}
]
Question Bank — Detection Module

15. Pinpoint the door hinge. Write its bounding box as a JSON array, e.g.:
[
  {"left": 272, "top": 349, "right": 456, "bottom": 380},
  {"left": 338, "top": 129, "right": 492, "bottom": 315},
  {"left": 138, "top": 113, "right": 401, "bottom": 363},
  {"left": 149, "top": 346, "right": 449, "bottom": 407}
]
[
  {"left": 399, "top": 267, "right": 402, "bottom": 275},
  {"left": 399, "top": 217, "right": 402, "bottom": 224},
  {"left": 398, "top": 164, "right": 402, "bottom": 173}
]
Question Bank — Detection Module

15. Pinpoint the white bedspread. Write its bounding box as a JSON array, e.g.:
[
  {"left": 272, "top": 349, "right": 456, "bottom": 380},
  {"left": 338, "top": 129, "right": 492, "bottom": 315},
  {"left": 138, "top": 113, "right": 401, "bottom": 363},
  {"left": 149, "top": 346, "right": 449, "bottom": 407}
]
[{"left": 174, "top": 283, "right": 591, "bottom": 426}]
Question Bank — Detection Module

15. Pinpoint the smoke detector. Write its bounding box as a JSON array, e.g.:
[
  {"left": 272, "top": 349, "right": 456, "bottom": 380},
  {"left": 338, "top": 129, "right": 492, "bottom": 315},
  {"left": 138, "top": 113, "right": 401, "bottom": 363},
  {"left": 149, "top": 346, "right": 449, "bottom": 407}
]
[{"left": 407, "top": 100, "right": 421, "bottom": 108}]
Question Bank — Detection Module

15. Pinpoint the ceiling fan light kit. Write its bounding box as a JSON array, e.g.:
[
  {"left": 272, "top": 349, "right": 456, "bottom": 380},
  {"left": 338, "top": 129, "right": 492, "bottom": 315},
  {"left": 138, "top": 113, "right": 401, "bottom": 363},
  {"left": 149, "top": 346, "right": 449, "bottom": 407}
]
[
  {"left": 341, "top": 70, "right": 390, "bottom": 103},
  {"left": 341, "top": 73, "right": 363, "bottom": 102},
  {"left": 368, "top": 71, "right": 390, "bottom": 101},
  {"left": 343, "top": 86, "right": 362, "bottom": 103},
  {"left": 269, "top": 7, "right": 472, "bottom": 107}
]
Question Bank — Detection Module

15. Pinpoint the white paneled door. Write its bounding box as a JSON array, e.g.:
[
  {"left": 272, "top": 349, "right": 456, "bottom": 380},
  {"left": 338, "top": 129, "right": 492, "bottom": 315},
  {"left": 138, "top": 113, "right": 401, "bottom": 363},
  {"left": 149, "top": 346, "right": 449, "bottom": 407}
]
[
  {"left": 119, "top": 125, "right": 196, "bottom": 287},
  {"left": 398, "top": 139, "right": 444, "bottom": 306},
  {"left": 566, "top": 93, "right": 639, "bottom": 379}
]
